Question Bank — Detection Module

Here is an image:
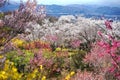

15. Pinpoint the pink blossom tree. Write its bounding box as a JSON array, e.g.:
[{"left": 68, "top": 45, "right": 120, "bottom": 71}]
[{"left": 84, "top": 19, "right": 120, "bottom": 79}]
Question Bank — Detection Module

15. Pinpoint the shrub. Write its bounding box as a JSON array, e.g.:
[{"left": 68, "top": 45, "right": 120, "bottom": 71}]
[
  {"left": 6, "top": 50, "right": 34, "bottom": 73},
  {"left": 71, "top": 70, "right": 104, "bottom": 80},
  {"left": 0, "top": 60, "right": 22, "bottom": 80}
]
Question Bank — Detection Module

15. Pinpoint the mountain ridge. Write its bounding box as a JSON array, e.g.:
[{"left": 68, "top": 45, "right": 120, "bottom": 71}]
[{"left": 0, "top": 4, "right": 120, "bottom": 17}]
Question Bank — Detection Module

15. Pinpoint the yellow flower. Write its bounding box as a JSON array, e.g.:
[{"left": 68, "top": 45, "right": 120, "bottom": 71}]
[
  {"left": 31, "top": 73, "right": 36, "bottom": 78},
  {"left": 65, "top": 75, "right": 70, "bottom": 80},
  {"left": 70, "top": 71, "right": 75, "bottom": 76},
  {"left": 0, "top": 55, "right": 4, "bottom": 58},
  {"left": 40, "top": 65, "right": 43, "bottom": 70},
  {"left": 12, "top": 38, "right": 25, "bottom": 47},
  {"left": 33, "top": 69, "right": 38, "bottom": 73},
  {"left": 42, "top": 76, "right": 46, "bottom": 80},
  {"left": 11, "top": 62, "right": 14, "bottom": 66},
  {"left": 62, "top": 48, "right": 68, "bottom": 51},
  {"left": 1, "top": 71, "right": 6, "bottom": 75},
  {"left": 4, "top": 60, "right": 9, "bottom": 71},
  {"left": 65, "top": 71, "right": 75, "bottom": 80},
  {"left": 0, "top": 60, "right": 22, "bottom": 79},
  {"left": 5, "top": 60, "right": 9, "bottom": 63},
  {"left": 12, "top": 67, "right": 17, "bottom": 72},
  {"left": 55, "top": 47, "right": 61, "bottom": 51},
  {"left": 0, "top": 71, "right": 7, "bottom": 79}
]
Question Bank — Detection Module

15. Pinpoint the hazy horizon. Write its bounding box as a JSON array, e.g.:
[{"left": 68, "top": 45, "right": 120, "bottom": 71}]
[{"left": 9, "top": 0, "right": 120, "bottom": 7}]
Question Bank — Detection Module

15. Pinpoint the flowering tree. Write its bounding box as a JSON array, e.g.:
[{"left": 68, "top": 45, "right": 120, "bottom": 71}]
[
  {"left": 0, "top": 0, "right": 46, "bottom": 48},
  {"left": 0, "top": 0, "right": 46, "bottom": 69},
  {"left": 4, "top": 0, "right": 45, "bottom": 31},
  {"left": 79, "top": 25, "right": 100, "bottom": 52},
  {"left": 84, "top": 19, "right": 120, "bottom": 79}
]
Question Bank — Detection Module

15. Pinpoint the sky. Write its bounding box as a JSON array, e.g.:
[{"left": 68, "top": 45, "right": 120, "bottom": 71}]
[{"left": 10, "top": 0, "right": 120, "bottom": 6}]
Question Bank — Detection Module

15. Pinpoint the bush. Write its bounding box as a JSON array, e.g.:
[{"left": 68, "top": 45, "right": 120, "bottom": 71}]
[{"left": 6, "top": 50, "right": 34, "bottom": 73}]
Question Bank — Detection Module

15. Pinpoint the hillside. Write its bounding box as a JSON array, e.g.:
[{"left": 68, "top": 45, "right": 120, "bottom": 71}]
[
  {"left": 1, "top": 4, "right": 120, "bottom": 18},
  {"left": 0, "top": 2, "right": 120, "bottom": 79}
]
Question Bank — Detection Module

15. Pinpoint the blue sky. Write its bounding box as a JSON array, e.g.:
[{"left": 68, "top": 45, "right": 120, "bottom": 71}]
[{"left": 10, "top": 0, "right": 120, "bottom": 5}]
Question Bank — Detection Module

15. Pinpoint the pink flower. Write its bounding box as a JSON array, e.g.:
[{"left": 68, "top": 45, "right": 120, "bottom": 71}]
[
  {"left": 71, "top": 39, "right": 81, "bottom": 48},
  {"left": 116, "top": 56, "right": 120, "bottom": 61},
  {"left": 108, "top": 35, "right": 114, "bottom": 41},
  {"left": 97, "top": 41, "right": 105, "bottom": 47},
  {"left": 46, "top": 35, "right": 58, "bottom": 42},
  {"left": 111, "top": 53, "right": 116, "bottom": 57},
  {"left": 98, "top": 53, "right": 104, "bottom": 57},
  {"left": 117, "top": 40, "right": 120, "bottom": 47},
  {"left": 97, "top": 31, "right": 102, "bottom": 37},
  {"left": 109, "top": 67, "right": 115, "bottom": 73},
  {"left": 105, "top": 20, "right": 112, "bottom": 30},
  {"left": 115, "top": 72, "right": 120, "bottom": 80},
  {"left": 111, "top": 40, "right": 119, "bottom": 51}
]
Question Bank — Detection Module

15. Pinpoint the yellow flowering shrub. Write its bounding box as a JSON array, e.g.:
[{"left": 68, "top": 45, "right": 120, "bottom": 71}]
[
  {"left": 55, "top": 47, "right": 61, "bottom": 51},
  {"left": 26, "top": 69, "right": 38, "bottom": 79},
  {"left": 40, "top": 65, "right": 43, "bottom": 70},
  {"left": 25, "top": 64, "right": 46, "bottom": 80},
  {"left": 11, "top": 38, "right": 25, "bottom": 47},
  {"left": 65, "top": 71, "right": 75, "bottom": 80},
  {"left": 0, "top": 60, "right": 22, "bottom": 80},
  {"left": 0, "top": 55, "right": 4, "bottom": 59},
  {"left": 0, "top": 60, "right": 46, "bottom": 80},
  {"left": 42, "top": 76, "right": 46, "bottom": 80}
]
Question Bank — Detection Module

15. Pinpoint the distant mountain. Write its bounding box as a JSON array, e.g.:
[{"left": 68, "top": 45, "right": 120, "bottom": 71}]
[
  {"left": 46, "top": 5, "right": 120, "bottom": 16},
  {"left": 1, "top": 4, "right": 120, "bottom": 18},
  {"left": 95, "top": 7, "right": 120, "bottom": 15},
  {"left": 0, "top": 3, "right": 19, "bottom": 12}
]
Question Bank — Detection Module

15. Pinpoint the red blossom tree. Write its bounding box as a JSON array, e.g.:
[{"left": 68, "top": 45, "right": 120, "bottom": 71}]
[{"left": 84, "top": 20, "right": 120, "bottom": 79}]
